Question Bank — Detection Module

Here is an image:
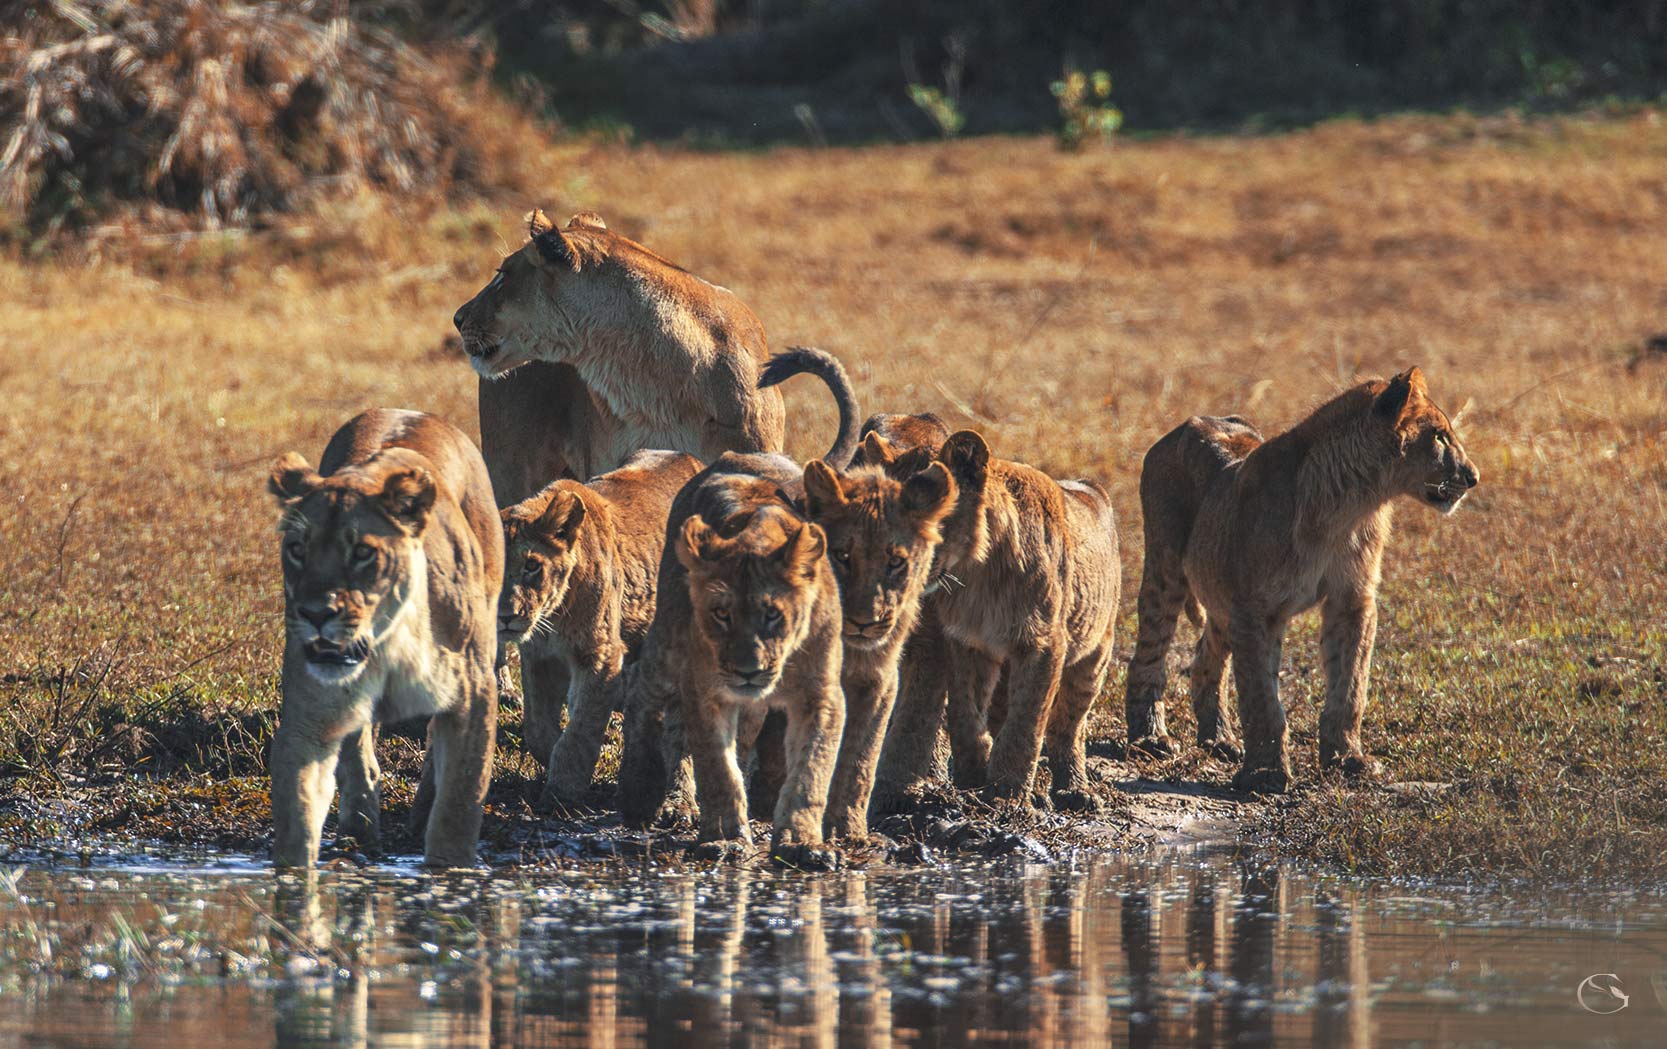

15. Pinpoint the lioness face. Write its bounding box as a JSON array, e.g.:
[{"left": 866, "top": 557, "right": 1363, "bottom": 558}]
[
  {"left": 498, "top": 486, "right": 588, "bottom": 644},
  {"left": 453, "top": 209, "right": 601, "bottom": 380},
  {"left": 802, "top": 454, "right": 957, "bottom": 650},
  {"left": 676, "top": 511, "right": 829, "bottom": 700},
  {"left": 268, "top": 452, "right": 437, "bottom": 686},
  {"left": 1375, "top": 367, "right": 1481, "bottom": 515}
]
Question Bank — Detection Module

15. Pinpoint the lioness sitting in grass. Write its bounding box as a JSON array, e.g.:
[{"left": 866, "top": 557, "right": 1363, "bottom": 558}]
[
  {"left": 930, "top": 430, "right": 1123, "bottom": 811},
  {"left": 799, "top": 436, "right": 958, "bottom": 839},
  {"left": 267, "top": 409, "right": 501, "bottom": 869},
  {"left": 1124, "top": 367, "right": 1480, "bottom": 793},
  {"left": 498, "top": 450, "right": 703, "bottom": 809}
]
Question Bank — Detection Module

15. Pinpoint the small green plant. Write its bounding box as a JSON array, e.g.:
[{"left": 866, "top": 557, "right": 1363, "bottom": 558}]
[
  {"left": 908, "top": 84, "right": 965, "bottom": 139},
  {"left": 1051, "top": 67, "right": 1123, "bottom": 150}
]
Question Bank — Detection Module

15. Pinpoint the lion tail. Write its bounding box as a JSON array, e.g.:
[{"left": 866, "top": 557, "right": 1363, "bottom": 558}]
[{"left": 758, "top": 346, "right": 862, "bottom": 470}]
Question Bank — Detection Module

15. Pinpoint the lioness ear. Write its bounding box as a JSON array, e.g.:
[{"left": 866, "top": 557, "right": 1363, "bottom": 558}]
[
  {"left": 527, "top": 207, "right": 555, "bottom": 237},
  {"left": 940, "top": 430, "right": 990, "bottom": 491},
  {"left": 859, "top": 431, "right": 897, "bottom": 466},
  {"left": 566, "top": 211, "right": 607, "bottom": 231},
  {"left": 526, "top": 207, "right": 577, "bottom": 270},
  {"left": 778, "top": 522, "right": 827, "bottom": 580},
  {"left": 268, "top": 452, "right": 319, "bottom": 504},
  {"left": 676, "top": 515, "right": 718, "bottom": 573},
  {"left": 379, "top": 467, "right": 438, "bottom": 535},
  {"left": 538, "top": 488, "right": 587, "bottom": 544},
  {"left": 801, "top": 460, "right": 845, "bottom": 518},
  {"left": 1374, "top": 367, "right": 1426, "bottom": 424},
  {"left": 902, "top": 462, "right": 958, "bottom": 527}
]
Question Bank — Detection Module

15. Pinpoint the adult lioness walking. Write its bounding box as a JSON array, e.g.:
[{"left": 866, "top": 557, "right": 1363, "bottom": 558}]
[
  {"left": 1125, "top": 368, "right": 1480, "bottom": 792},
  {"left": 267, "top": 410, "right": 501, "bottom": 868}
]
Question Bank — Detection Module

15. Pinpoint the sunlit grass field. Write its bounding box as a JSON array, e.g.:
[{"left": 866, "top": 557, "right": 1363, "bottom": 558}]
[{"left": 1, "top": 112, "right": 1663, "bottom": 879}]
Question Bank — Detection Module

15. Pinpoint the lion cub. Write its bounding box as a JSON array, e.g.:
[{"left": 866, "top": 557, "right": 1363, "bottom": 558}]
[
  {"left": 1125, "top": 368, "right": 1480, "bottom": 792},
  {"left": 800, "top": 435, "right": 958, "bottom": 838},
  {"left": 499, "top": 450, "right": 702, "bottom": 808},
  {"left": 267, "top": 409, "right": 502, "bottom": 869},
  {"left": 932, "top": 431, "right": 1122, "bottom": 810},
  {"left": 618, "top": 453, "right": 847, "bottom": 865}
]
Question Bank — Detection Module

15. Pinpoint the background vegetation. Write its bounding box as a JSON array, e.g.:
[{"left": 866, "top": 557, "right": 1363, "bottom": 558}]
[{"left": 0, "top": 1, "right": 1664, "bottom": 882}]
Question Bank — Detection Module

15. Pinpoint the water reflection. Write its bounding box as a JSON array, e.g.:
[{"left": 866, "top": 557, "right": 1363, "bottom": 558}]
[{"left": 1, "top": 851, "right": 1665, "bottom": 1047}]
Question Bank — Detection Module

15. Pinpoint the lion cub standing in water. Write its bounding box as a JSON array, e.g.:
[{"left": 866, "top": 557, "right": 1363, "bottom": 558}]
[
  {"left": 498, "top": 450, "right": 702, "bottom": 808},
  {"left": 267, "top": 410, "right": 502, "bottom": 868},
  {"left": 1125, "top": 368, "right": 1480, "bottom": 792}
]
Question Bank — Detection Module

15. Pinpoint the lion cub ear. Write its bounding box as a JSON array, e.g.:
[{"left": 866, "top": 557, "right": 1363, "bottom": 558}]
[
  {"left": 940, "top": 431, "right": 991, "bottom": 491},
  {"left": 902, "top": 462, "right": 958, "bottom": 528},
  {"left": 537, "top": 488, "right": 587, "bottom": 545},
  {"left": 566, "top": 211, "right": 607, "bottom": 230},
  {"left": 676, "top": 515, "right": 720, "bottom": 572},
  {"left": 379, "top": 467, "right": 438, "bottom": 535},
  {"left": 526, "top": 207, "right": 578, "bottom": 270},
  {"left": 801, "top": 460, "right": 846, "bottom": 518},
  {"left": 859, "top": 431, "right": 897, "bottom": 467},
  {"left": 776, "top": 522, "right": 827, "bottom": 581},
  {"left": 1374, "top": 366, "right": 1428, "bottom": 425},
  {"left": 268, "top": 452, "right": 319, "bottom": 504}
]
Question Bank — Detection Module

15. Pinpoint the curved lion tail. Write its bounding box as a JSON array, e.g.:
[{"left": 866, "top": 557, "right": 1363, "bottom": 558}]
[{"left": 758, "top": 346, "right": 862, "bottom": 469}]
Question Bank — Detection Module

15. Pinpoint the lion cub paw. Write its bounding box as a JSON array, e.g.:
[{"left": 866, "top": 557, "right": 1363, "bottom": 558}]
[
  {"left": 1331, "top": 753, "right": 1386, "bottom": 784},
  {"left": 1050, "top": 788, "right": 1103, "bottom": 815},
  {"left": 1199, "top": 736, "right": 1244, "bottom": 763},
  {"left": 1231, "top": 765, "right": 1292, "bottom": 795},
  {"left": 690, "top": 839, "right": 751, "bottom": 864},
  {"left": 1127, "top": 734, "right": 1178, "bottom": 760},
  {"left": 771, "top": 842, "right": 843, "bottom": 872}
]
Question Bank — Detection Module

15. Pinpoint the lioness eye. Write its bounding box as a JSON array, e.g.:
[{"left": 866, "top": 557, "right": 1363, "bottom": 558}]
[
  {"left": 832, "top": 550, "right": 851, "bottom": 566},
  {"left": 763, "top": 607, "right": 784, "bottom": 627},
  {"left": 522, "top": 562, "right": 539, "bottom": 581},
  {"left": 888, "top": 554, "right": 907, "bottom": 572},
  {"left": 711, "top": 607, "right": 731, "bottom": 625},
  {"left": 284, "top": 541, "right": 305, "bottom": 563}
]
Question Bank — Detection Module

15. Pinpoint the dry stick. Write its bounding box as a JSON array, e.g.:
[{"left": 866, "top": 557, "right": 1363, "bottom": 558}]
[
  {"left": 968, "top": 238, "right": 1099, "bottom": 420},
  {"left": 1490, "top": 356, "right": 1627, "bottom": 413},
  {"left": 53, "top": 492, "right": 86, "bottom": 592}
]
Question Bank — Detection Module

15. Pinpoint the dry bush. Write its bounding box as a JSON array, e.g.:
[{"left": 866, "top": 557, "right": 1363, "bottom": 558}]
[{"left": 0, "top": 0, "right": 518, "bottom": 235}]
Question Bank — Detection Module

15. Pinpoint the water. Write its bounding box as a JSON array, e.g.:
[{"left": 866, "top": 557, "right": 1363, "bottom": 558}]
[{"left": 0, "top": 849, "right": 1662, "bottom": 1047}]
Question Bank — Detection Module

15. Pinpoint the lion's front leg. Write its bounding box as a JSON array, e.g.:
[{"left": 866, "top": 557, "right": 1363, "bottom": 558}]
[
  {"left": 773, "top": 683, "right": 845, "bottom": 855},
  {"left": 519, "top": 648, "right": 571, "bottom": 771},
  {"left": 1229, "top": 614, "right": 1291, "bottom": 794},
  {"left": 871, "top": 610, "right": 950, "bottom": 813},
  {"left": 984, "top": 645, "right": 1066, "bottom": 804},
  {"left": 687, "top": 694, "right": 750, "bottom": 844},
  {"left": 421, "top": 671, "right": 496, "bottom": 868},
  {"left": 618, "top": 656, "right": 674, "bottom": 826},
  {"left": 945, "top": 643, "right": 1002, "bottom": 789},
  {"left": 271, "top": 719, "right": 345, "bottom": 870},
  {"left": 824, "top": 671, "right": 898, "bottom": 840},
  {"left": 542, "top": 664, "right": 619, "bottom": 809},
  {"left": 1319, "top": 591, "right": 1381, "bottom": 779},
  {"left": 334, "top": 724, "right": 382, "bottom": 853}
]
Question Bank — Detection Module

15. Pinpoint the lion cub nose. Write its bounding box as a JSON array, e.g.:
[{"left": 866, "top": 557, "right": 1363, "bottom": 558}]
[
  {"left": 297, "top": 603, "right": 335, "bottom": 630},
  {"left": 452, "top": 307, "right": 466, "bottom": 332},
  {"left": 1461, "top": 463, "right": 1480, "bottom": 488}
]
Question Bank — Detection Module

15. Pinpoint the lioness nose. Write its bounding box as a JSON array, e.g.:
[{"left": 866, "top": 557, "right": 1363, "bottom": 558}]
[
  {"left": 297, "top": 603, "right": 335, "bottom": 629},
  {"left": 1462, "top": 463, "right": 1480, "bottom": 488},
  {"left": 452, "top": 306, "right": 466, "bottom": 333}
]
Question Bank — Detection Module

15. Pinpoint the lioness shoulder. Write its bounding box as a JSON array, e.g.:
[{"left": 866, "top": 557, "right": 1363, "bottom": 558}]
[{"left": 267, "top": 409, "right": 501, "bottom": 869}]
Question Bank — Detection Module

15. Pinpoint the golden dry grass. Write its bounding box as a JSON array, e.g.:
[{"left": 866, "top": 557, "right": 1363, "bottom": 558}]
[{"left": 2, "top": 111, "right": 1664, "bottom": 877}]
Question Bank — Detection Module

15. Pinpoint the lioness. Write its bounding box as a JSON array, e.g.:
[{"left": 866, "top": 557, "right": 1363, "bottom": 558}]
[
  {"left": 458, "top": 209, "right": 786, "bottom": 503},
  {"left": 499, "top": 450, "right": 703, "bottom": 808},
  {"left": 932, "top": 431, "right": 1122, "bottom": 810},
  {"left": 800, "top": 435, "right": 958, "bottom": 838},
  {"left": 1125, "top": 368, "right": 1479, "bottom": 793},
  {"left": 267, "top": 410, "right": 501, "bottom": 868}
]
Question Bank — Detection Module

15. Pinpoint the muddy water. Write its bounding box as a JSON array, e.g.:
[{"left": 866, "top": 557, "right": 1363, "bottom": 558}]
[{"left": 0, "top": 850, "right": 1662, "bottom": 1048}]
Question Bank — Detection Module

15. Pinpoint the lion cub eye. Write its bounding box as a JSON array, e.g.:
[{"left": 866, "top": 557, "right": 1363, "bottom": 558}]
[
  {"left": 284, "top": 540, "right": 305, "bottom": 563},
  {"left": 831, "top": 549, "right": 852, "bottom": 567},
  {"left": 887, "top": 553, "right": 908, "bottom": 573},
  {"left": 522, "top": 561, "right": 540, "bottom": 582},
  {"left": 762, "top": 607, "right": 784, "bottom": 628},
  {"left": 353, "top": 543, "right": 376, "bottom": 564},
  {"left": 711, "top": 607, "right": 731, "bottom": 625}
]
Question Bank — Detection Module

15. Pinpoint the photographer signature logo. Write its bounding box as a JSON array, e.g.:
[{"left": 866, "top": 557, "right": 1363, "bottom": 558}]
[{"left": 1577, "top": 974, "right": 1630, "bottom": 1015}]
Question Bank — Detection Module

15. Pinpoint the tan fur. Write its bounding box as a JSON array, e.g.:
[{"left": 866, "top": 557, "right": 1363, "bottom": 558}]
[
  {"left": 800, "top": 443, "right": 957, "bottom": 838},
  {"left": 498, "top": 450, "right": 702, "bottom": 808},
  {"left": 618, "top": 453, "right": 845, "bottom": 864},
  {"left": 932, "top": 431, "right": 1122, "bottom": 810},
  {"left": 267, "top": 410, "right": 502, "bottom": 868},
  {"left": 1128, "top": 368, "right": 1480, "bottom": 792},
  {"left": 458, "top": 211, "right": 786, "bottom": 508}
]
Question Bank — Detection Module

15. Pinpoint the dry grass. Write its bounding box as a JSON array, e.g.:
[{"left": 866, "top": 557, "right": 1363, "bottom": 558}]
[{"left": 1, "top": 111, "right": 1664, "bottom": 879}]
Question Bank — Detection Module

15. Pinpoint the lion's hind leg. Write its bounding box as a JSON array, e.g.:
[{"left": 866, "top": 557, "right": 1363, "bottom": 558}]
[
  {"left": 1124, "top": 544, "right": 1190, "bottom": 758},
  {"left": 1046, "top": 644, "right": 1114, "bottom": 813},
  {"left": 1189, "top": 616, "right": 1242, "bottom": 762}
]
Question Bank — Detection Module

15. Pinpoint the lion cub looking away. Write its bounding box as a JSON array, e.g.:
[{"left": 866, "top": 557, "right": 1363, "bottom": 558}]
[
  {"left": 267, "top": 409, "right": 502, "bottom": 868},
  {"left": 1125, "top": 368, "right": 1480, "bottom": 793},
  {"left": 933, "top": 431, "right": 1122, "bottom": 810},
  {"left": 499, "top": 450, "right": 703, "bottom": 808},
  {"left": 800, "top": 434, "right": 958, "bottom": 839}
]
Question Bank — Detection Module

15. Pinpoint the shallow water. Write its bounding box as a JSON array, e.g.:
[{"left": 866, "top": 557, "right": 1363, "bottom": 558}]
[{"left": 0, "top": 849, "right": 1662, "bottom": 1047}]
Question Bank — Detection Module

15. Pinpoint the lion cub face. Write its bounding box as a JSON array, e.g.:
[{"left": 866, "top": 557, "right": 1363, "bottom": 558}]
[
  {"left": 453, "top": 209, "right": 608, "bottom": 379},
  {"left": 676, "top": 508, "right": 829, "bottom": 700},
  {"left": 1375, "top": 367, "right": 1480, "bottom": 515},
  {"left": 801, "top": 450, "right": 957, "bottom": 650},
  {"left": 498, "top": 484, "right": 588, "bottom": 644},
  {"left": 268, "top": 450, "right": 437, "bottom": 685}
]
